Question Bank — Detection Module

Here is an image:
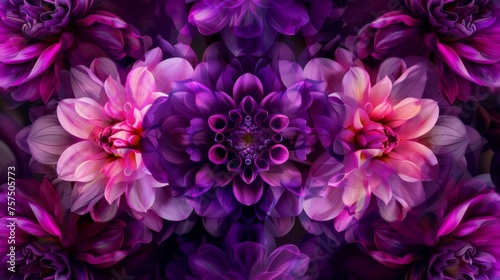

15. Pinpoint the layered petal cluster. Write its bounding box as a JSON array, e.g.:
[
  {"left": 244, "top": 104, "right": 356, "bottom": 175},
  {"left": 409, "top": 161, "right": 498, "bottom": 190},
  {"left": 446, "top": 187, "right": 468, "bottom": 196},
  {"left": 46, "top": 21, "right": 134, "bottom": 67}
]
[
  {"left": 354, "top": 0, "right": 500, "bottom": 102},
  {"left": 0, "top": 179, "right": 151, "bottom": 280},
  {"left": 346, "top": 177, "right": 500, "bottom": 280},
  {"left": 166, "top": 223, "right": 310, "bottom": 279},
  {"left": 303, "top": 56, "right": 469, "bottom": 231},
  {"left": 186, "top": 0, "right": 309, "bottom": 55},
  {"left": 142, "top": 70, "right": 341, "bottom": 213},
  {"left": 17, "top": 51, "right": 194, "bottom": 231},
  {"left": 0, "top": 0, "right": 148, "bottom": 102}
]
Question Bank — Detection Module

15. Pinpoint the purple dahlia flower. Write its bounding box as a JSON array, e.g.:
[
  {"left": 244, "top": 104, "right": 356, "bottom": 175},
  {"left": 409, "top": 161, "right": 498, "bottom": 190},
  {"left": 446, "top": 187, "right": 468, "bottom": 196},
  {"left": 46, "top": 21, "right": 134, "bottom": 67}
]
[
  {"left": 346, "top": 176, "right": 500, "bottom": 280},
  {"left": 16, "top": 49, "right": 194, "bottom": 231},
  {"left": 0, "top": 0, "right": 148, "bottom": 103},
  {"left": 354, "top": 0, "right": 500, "bottom": 102},
  {"left": 142, "top": 71, "right": 340, "bottom": 207},
  {"left": 0, "top": 178, "right": 151, "bottom": 280}
]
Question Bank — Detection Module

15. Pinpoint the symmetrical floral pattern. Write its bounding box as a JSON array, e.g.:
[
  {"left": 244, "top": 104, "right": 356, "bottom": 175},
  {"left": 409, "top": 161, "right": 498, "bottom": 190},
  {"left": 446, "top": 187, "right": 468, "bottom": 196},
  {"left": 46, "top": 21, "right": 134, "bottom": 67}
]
[{"left": 1, "top": 1, "right": 499, "bottom": 279}]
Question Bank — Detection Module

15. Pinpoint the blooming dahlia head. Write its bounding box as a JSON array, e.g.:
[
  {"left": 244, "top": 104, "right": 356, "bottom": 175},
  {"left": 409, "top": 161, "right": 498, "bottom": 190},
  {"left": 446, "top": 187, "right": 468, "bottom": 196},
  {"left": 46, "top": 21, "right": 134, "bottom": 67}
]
[
  {"left": 0, "top": 0, "right": 148, "bottom": 103},
  {"left": 17, "top": 50, "right": 194, "bottom": 231},
  {"left": 303, "top": 57, "right": 471, "bottom": 231},
  {"left": 0, "top": 179, "right": 151, "bottom": 280},
  {"left": 142, "top": 72, "right": 338, "bottom": 208},
  {"left": 354, "top": 0, "right": 500, "bottom": 102}
]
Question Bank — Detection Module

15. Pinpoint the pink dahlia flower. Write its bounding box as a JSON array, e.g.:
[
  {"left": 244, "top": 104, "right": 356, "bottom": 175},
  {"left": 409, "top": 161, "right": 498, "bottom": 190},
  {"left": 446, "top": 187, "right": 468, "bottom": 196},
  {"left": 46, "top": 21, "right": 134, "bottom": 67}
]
[
  {"left": 16, "top": 49, "right": 194, "bottom": 231},
  {"left": 303, "top": 55, "right": 469, "bottom": 231},
  {"left": 0, "top": 0, "right": 149, "bottom": 103}
]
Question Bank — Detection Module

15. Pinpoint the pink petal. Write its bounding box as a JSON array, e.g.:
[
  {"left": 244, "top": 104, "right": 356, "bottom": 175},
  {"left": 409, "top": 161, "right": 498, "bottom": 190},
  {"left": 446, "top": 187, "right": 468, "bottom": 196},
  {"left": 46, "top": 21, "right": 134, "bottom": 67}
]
[
  {"left": 57, "top": 98, "right": 110, "bottom": 139},
  {"left": 341, "top": 171, "right": 368, "bottom": 207},
  {"left": 393, "top": 99, "right": 438, "bottom": 139},
  {"left": 125, "top": 67, "right": 156, "bottom": 109},
  {"left": 389, "top": 141, "right": 438, "bottom": 182},
  {"left": 104, "top": 180, "right": 127, "bottom": 204},
  {"left": 57, "top": 141, "right": 109, "bottom": 182},
  {"left": 103, "top": 76, "right": 127, "bottom": 120},
  {"left": 28, "top": 33, "right": 73, "bottom": 79},
  {"left": 387, "top": 97, "right": 422, "bottom": 127},
  {"left": 342, "top": 67, "right": 371, "bottom": 104}
]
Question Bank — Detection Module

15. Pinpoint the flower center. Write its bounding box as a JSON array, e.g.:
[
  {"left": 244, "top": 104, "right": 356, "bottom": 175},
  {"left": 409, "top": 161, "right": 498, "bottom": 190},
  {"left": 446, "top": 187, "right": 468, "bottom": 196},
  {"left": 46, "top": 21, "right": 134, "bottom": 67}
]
[
  {"left": 206, "top": 96, "right": 290, "bottom": 184},
  {"left": 354, "top": 122, "right": 398, "bottom": 156},
  {"left": 226, "top": 115, "right": 272, "bottom": 165},
  {"left": 96, "top": 122, "right": 141, "bottom": 157}
]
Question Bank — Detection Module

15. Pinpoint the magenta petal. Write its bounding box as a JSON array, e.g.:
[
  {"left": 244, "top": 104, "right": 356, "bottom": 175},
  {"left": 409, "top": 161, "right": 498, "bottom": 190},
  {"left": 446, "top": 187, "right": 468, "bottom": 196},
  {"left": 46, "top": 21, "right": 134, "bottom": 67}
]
[
  {"left": 125, "top": 67, "right": 156, "bottom": 109},
  {"left": 269, "top": 114, "right": 289, "bottom": 133},
  {"left": 29, "top": 203, "right": 62, "bottom": 238},
  {"left": 208, "top": 114, "right": 228, "bottom": 132},
  {"left": 268, "top": 144, "right": 289, "bottom": 164}
]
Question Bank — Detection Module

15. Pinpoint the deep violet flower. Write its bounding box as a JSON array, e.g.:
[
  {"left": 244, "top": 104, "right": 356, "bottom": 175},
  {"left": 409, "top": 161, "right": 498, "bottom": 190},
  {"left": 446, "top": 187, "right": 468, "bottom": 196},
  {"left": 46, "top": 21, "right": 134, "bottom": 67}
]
[
  {"left": 346, "top": 176, "right": 500, "bottom": 280},
  {"left": 0, "top": 0, "right": 149, "bottom": 103},
  {"left": 16, "top": 49, "right": 194, "bottom": 231},
  {"left": 142, "top": 69, "right": 342, "bottom": 208},
  {"left": 183, "top": 0, "right": 309, "bottom": 55},
  {"left": 302, "top": 53, "right": 470, "bottom": 231},
  {"left": 354, "top": 0, "right": 500, "bottom": 102},
  {"left": 166, "top": 223, "right": 310, "bottom": 280},
  {"left": 0, "top": 178, "right": 152, "bottom": 280}
]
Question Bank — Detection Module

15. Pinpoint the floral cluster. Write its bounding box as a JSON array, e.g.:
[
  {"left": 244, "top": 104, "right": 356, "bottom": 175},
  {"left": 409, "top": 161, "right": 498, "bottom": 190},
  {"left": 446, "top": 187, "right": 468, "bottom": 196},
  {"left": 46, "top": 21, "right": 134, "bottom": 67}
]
[{"left": 1, "top": 0, "right": 499, "bottom": 279}]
